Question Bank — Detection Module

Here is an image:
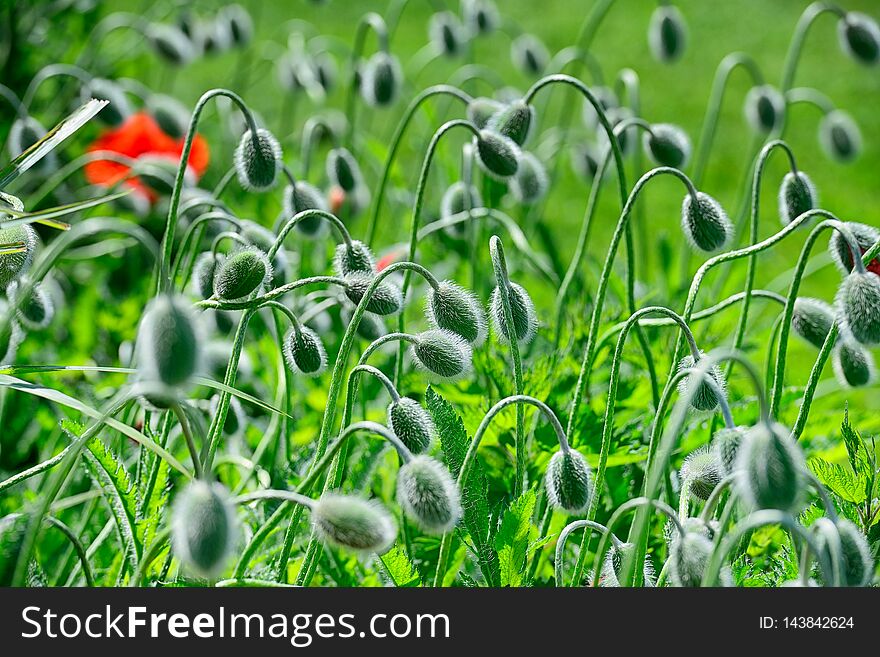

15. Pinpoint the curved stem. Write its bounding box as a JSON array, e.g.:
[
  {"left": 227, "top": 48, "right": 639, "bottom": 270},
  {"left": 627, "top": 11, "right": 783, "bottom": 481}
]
[
  {"left": 780, "top": 2, "right": 846, "bottom": 92},
  {"left": 554, "top": 519, "right": 611, "bottom": 587},
  {"left": 45, "top": 516, "right": 95, "bottom": 587},
  {"left": 786, "top": 87, "right": 836, "bottom": 115},
  {"left": 270, "top": 209, "right": 354, "bottom": 259}
]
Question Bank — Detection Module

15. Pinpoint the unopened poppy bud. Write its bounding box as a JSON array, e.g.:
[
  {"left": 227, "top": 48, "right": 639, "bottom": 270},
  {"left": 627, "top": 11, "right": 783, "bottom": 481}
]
[
  {"left": 343, "top": 273, "right": 403, "bottom": 316},
  {"left": 820, "top": 110, "right": 862, "bottom": 163},
  {"left": 467, "top": 97, "right": 504, "bottom": 129},
  {"left": 680, "top": 448, "right": 721, "bottom": 501},
  {"left": 334, "top": 240, "right": 376, "bottom": 277},
  {"left": 282, "top": 181, "right": 329, "bottom": 237},
  {"left": 600, "top": 541, "right": 656, "bottom": 587},
  {"left": 778, "top": 171, "right": 817, "bottom": 226},
  {"left": 282, "top": 325, "right": 327, "bottom": 376},
  {"left": 427, "top": 280, "right": 487, "bottom": 346},
  {"left": 361, "top": 51, "right": 402, "bottom": 107},
  {"left": 792, "top": 297, "right": 836, "bottom": 349},
  {"left": 148, "top": 94, "right": 190, "bottom": 139},
  {"left": 388, "top": 397, "right": 436, "bottom": 454},
  {"left": 200, "top": 17, "right": 232, "bottom": 55},
  {"left": 136, "top": 294, "right": 202, "bottom": 389},
  {"left": 676, "top": 351, "right": 727, "bottom": 411},
  {"left": 836, "top": 271, "right": 880, "bottom": 345},
  {"left": 487, "top": 100, "right": 535, "bottom": 146},
  {"left": 838, "top": 12, "right": 880, "bottom": 65},
  {"left": 411, "top": 329, "right": 473, "bottom": 380},
  {"left": 0, "top": 224, "right": 37, "bottom": 288},
  {"left": 8, "top": 281, "right": 54, "bottom": 331},
  {"left": 828, "top": 222, "right": 879, "bottom": 274},
  {"left": 341, "top": 306, "right": 387, "bottom": 342},
  {"left": 668, "top": 530, "right": 712, "bottom": 587},
  {"left": 711, "top": 425, "right": 747, "bottom": 476},
  {"left": 509, "top": 151, "right": 548, "bottom": 204},
  {"left": 312, "top": 493, "right": 396, "bottom": 553},
  {"left": 490, "top": 281, "right": 538, "bottom": 346},
  {"left": 545, "top": 448, "right": 592, "bottom": 513},
  {"left": 744, "top": 85, "right": 785, "bottom": 135},
  {"left": 326, "top": 148, "right": 362, "bottom": 193},
  {"left": 222, "top": 4, "right": 253, "bottom": 47},
  {"left": 85, "top": 78, "right": 131, "bottom": 126},
  {"left": 234, "top": 128, "right": 282, "bottom": 191},
  {"left": 463, "top": 0, "right": 499, "bottom": 35},
  {"left": 835, "top": 519, "right": 874, "bottom": 586},
  {"left": 832, "top": 339, "right": 875, "bottom": 388},
  {"left": 680, "top": 191, "right": 732, "bottom": 253},
  {"left": 736, "top": 421, "right": 806, "bottom": 514},
  {"left": 429, "top": 12, "right": 467, "bottom": 57},
  {"left": 146, "top": 22, "right": 195, "bottom": 65},
  {"left": 643, "top": 123, "right": 691, "bottom": 168},
  {"left": 475, "top": 130, "right": 520, "bottom": 179},
  {"left": 397, "top": 456, "right": 462, "bottom": 533},
  {"left": 213, "top": 249, "right": 271, "bottom": 301},
  {"left": 511, "top": 34, "right": 549, "bottom": 76},
  {"left": 440, "top": 181, "right": 482, "bottom": 237},
  {"left": 648, "top": 4, "right": 688, "bottom": 63},
  {"left": 171, "top": 481, "right": 238, "bottom": 579}
]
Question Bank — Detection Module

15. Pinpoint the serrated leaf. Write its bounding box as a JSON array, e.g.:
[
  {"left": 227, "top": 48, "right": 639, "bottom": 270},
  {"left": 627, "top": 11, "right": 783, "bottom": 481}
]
[
  {"left": 138, "top": 457, "right": 170, "bottom": 550},
  {"left": 840, "top": 407, "right": 871, "bottom": 481},
  {"left": 493, "top": 489, "right": 537, "bottom": 587},
  {"left": 808, "top": 457, "right": 867, "bottom": 504},
  {"left": 379, "top": 544, "right": 421, "bottom": 587},
  {"left": 426, "top": 386, "right": 499, "bottom": 586}
]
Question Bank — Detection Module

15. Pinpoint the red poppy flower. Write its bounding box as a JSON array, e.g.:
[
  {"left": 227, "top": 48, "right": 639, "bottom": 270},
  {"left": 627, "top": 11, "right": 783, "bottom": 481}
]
[
  {"left": 376, "top": 248, "right": 405, "bottom": 272},
  {"left": 84, "top": 112, "right": 209, "bottom": 202}
]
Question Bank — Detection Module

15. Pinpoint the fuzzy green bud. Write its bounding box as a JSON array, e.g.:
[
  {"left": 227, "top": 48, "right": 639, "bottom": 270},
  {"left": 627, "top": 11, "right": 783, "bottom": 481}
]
[
  {"left": 234, "top": 128, "right": 282, "bottom": 191},
  {"left": 283, "top": 326, "right": 327, "bottom": 376},
  {"left": 411, "top": 329, "right": 473, "bottom": 380},
  {"left": 681, "top": 191, "right": 732, "bottom": 253},
  {"left": 736, "top": 421, "right": 806, "bottom": 514},
  {"left": 213, "top": 249, "right": 271, "bottom": 301},
  {"left": 396, "top": 456, "right": 462, "bottom": 534},
  {"left": 792, "top": 297, "right": 836, "bottom": 349},
  {"left": 388, "top": 397, "right": 436, "bottom": 454},
  {"left": 343, "top": 273, "right": 403, "bottom": 316},
  {"left": 489, "top": 281, "right": 538, "bottom": 346},
  {"left": 676, "top": 351, "right": 727, "bottom": 412},
  {"left": 426, "top": 280, "right": 487, "bottom": 345},
  {"left": 171, "top": 481, "right": 238, "bottom": 579},
  {"left": 545, "top": 449, "right": 593, "bottom": 513},
  {"left": 311, "top": 493, "right": 396, "bottom": 553},
  {"left": 836, "top": 271, "right": 880, "bottom": 345}
]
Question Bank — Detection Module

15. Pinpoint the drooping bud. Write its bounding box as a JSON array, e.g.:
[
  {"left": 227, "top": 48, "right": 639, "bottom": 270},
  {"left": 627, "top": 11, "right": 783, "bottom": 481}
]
[
  {"left": 171, "top": 481, "right": 238, "bottom": 579},
  {"left": 836, "top": 271, "right": 880, "bottom": 345},
  {"left": 475, "top": 130, "right": 520, "bottom": 179},
  {"left": 838, "top": 12, "right": 880, "bottom": 65},
  {"left": 510, "top": 34, "right": 549, "bottom": 76},
  {"left": 343, "top": 273, "right": 403, "bottom": 316},
  {"left": 341, "top": 305, "right": 387, "bottom": 342},
  {"left": 0, "top": 224, "right": 37, "bottom": 288},
  {"left": 85, "top": 78, "right": 131, "bottom": 126},
  {"left": 832, "top": 339, "right": 875, "bottom": 388},
  {"left": 8, "top": 281, "right": 54, "bottom": 331},
  {"left": 711, "top": 425, "right": 747, "bottom": 476},
  {"left": 828, "top": 222, "right": 879, "bottom": 275},
  {"left": 819, "top": 110, "right": 862, "bottom": 163},
  {"left": 643, "top": 123, "right": 691, "bottom": 168},
  {"left": 648, "top": 4, "right": 688, "bottom": 63},
  {"left": 410, "top": 329, "right": 473, "bottom": 380},
  {"left": 600, "top": 541, "right": 656, "bottom": 587},
  {"left": 680, "top": 448, "right": 721, "bottom": 501},
  {"left": 792, "top": 297, "right": 836, "bottom": 349},
  {"left": 200, "top": 16, "right": 232, "bottom": 55},
  {"left": 489, "top": 281, "right": 538, "bottom": 346},
  {"left": 676, "top": 351, "right": 727, "bottom": 412},
  {"left": 463, "top": 0, "right": 499, "bottom": 35},
  {"left": 147, "top": 94, "right": 190, "bottom": 140},
  {"left": 396, "top": 455, "right": 462, "bottom": 534},
  {"left": 213, "top": 249, "right": 272, "bottom": 301},
  {"left": 426, "top": 280, "right": 487, "bottom": 346},
  {"left": 743, "top": 85, "right": 785, "bottom": 135},
  {"left": 282, "top": 181, "right": 329, "bottom": 237},
  {"left": 136, "top": 294, "right": 202, "bottom": 389},
  {"left": 736, "top": 421, "right": 806, "bottom": 514},
  {"left": 668, "top": 530, "right": 712, "bottom": 587},
  {"left": 545, "top": 449, "right": 592, "bottom": 513},
  {"left": 146, "top": 22, "right": 195, "bottom": 66},
  {"left": 487, "top": 100, "right": 535, "bottom": 146},
  {"left": 234, "top": 128, "right": 282, "bottom": 191},
  {"left": 509, "top": 151, "right": 548, "bottom": 205},
  {"left": 283, "top": 326, "right": 327, "bottom": 376},
  {"left": 440, "top": 181, "right": 482, "bottom": 237},
  {"left": 778, "top": 171, "right": 817, "bottom": 226},
  {"left": 466, "top": 97, "right": 504, "bottom": 129},
  {"left": 191, "top": 252, "right": 223, "bottom": 299},
  {"left": 360, "top": 51, "right": 402, "bottom": 107},
  {"left": 334, "top": 240, "right": 376, "bottom": 277},
  {"left": 311, "top": 493, "right": 396, "bottom": 553},
  {"left": 222, "top": 4, "right": 253, "bottom": 47},
  {"left": 835, "top": 519, "right": 874, "bottom": 586},
  {"left": 429, "top": 12, "right": 467, "bottom": 57},
  {"left": 388, "top": 397, "right": 436, "bottom": 454},
  {"left": 680, "top": 191, "right": 732, "bottom": 252},
  {"left": 326, "top": 148, "right": 362, "bottom": 193}
]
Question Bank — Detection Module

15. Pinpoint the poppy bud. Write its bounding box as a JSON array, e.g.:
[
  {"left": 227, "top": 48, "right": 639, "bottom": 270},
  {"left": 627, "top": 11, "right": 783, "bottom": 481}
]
[
  {"left": 778, "top": 171, "right": 817, "bottom": 226},
  {"left": 676, "top": 351, "right": 727, "bottom": 412},
  {"left": 148, "top": 94, "right": 190, "bottom": 140},
  {"left": 0, "top": 224, "right": 37, "bottom": 288},
  {"left": 832, "top": 339, "right": 874, "bottom": 388},
  {"left": 283, "top": 181, "right": 329, "bottom": 237},
  {"left": 820, "top": 110, "right": 862, "bottom": 163},
  {"left": 509, "top": 151, "right": 548, "bottom": 205},
  {"left": 545, "top": 448, "right": 593, "bottom": 513},
  {"left": 487, "top": 100, "right": 535, "bottom": 146},
  {"left": 396, "top": 455, "right": 462, "bottom": 533},
  {"left": 467, "top": 97, "right": 504, "bottom": 130},
  {"left": 648, "top": 4, "right": 688, "bottom": 63},
  {"left": 136, "top": 294, "right": 202, "bottom": 389},
  {"left": 581, "top": 86, "right": 618, "bottom": 131},
  {"left": 835, "top": 519, "right": 874, "bottom": 586},
  {"left": 736, "top": 421, "right": 806, "bottom": 514},
  {"left": 490, "top": 281, "right": 538, "bottom": 346},
  {"left": 463, "top": 0, "right": 499, "bottom": 35},
  {"left": 838, "top": 12, "right": 880, "bottom": 65},
  {"left": 312, "top": 52, "right": 338, "bottom": 93},
  {"left": 837, "top": 271, "right": 880, "bottom": 345},
  {"left": 311, "top": 493, "right": 396, "bottom": 553},
  {"left": 222, "top": 4, "right": 253, "bottom": 47},
  {"left": 426, "top": 280, "right": 487, "bottom": 345},
  {"left": 440, "top": 181, "right": 482, "bottom": 237},
  {"left": 643, "top": 123, "right": 691, "bottom": 168},
  {"left": 668, "top": 530, "right": 712, "bottom": 587},
  {"left": 680, "top": 191, "right": 732, "bottom": 253},
  {"left": 171, "top": 481, "right": 238, "bottom": 579},
  {"left": 828, "top": 222, "right": 879, "bottom": 275},
  {"left": 475, "top": 130, "right": 520, "bottom": 179},
  {"left": 200, "top": 17, "right": 232, "bottom": 55},
  {"left": 600, "top": 541, "right": 656, "bottom": 587},
  {"left": 744, "top": 85, "right": 785, "bottom": 135},
  {"left": 792, "top": 297, "right": 836, "bottom": 349},
  {"left": 680, "top": 448, "right": 721, "bottom": 501},
  {"left": 388, "top": 397, "right": 436, "bottom": 454},
  {"left": 569, "top": 142, "right": 601, "bottom": 183},
  {"left": 282, "top": 326, "right": 327, "bottom": 376},
  {"left": 597, "top": 106, "right": 637, "bottom": 156},
  {"left": 711, "top": 425, "right": 747, "bottom": 476},
  {"left": 213, "top": 249, "right": 271, "bottom": 301},
  {"left": 511, "top": 34, "right": 549, "bottom": 76},
  {"left": 326, "top": 148, "right": 362, "bottom": 193},
  {"left": 234, "top": 128, "right": 282, "bottom": 191},
  {"left": 429, "top": 12, "right": 467, "bottom": 57},
  {"left": 411, "top": 329, "right": 473, "bottom": 380},
  {"left": 146, "top": 23, "right": 195, "bottom": 66},
  {"left": 360, "top": 51, "right": 402, "bottom": 107},
  {"left": 334, "top": 240, "right": 376, "bottom": 277},
  {"left": 343, "top": 273, "right": 403, "bottom": 316},
  {"left": 84, "top": 78, "right": 131, "bottom": 126},
  {"left": 8, "top": 281, "right": 54, "bottom": 331}
]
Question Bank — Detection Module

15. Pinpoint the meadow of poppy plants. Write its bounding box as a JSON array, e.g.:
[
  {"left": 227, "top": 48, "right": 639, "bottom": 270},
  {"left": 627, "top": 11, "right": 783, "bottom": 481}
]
[{"left": 0, "top": 0, "right": 879, "bottom": 589}]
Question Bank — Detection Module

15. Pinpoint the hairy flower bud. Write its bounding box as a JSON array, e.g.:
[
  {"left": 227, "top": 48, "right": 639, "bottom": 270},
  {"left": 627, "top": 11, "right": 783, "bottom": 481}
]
[
  {"left": 282, "top": 181, "right": 329, "bottom": 237},
  {"left": 361, "top": 51, "right": 402, "bottom": 107},
  {"left": 511, "top": 34, "right": 549, "bottom": 76},
  {"left": 489, "top": 281, "right": 537, "bottom": 346},
  {"left": 283, "top": 326, "right": 327, "bottom": 376},
  {"left": 411, "top": 329, "right": 473, "bottom": 380},
  {"left": 838, "top": 12, "right": 880, "bottom": 65},
  {"left": 334, "top": 240, "right": 376, "bottom": 277},
  {"left": 681, "top": 448, "right": 721, "bottom": 501},
  {"left": 171, "top": 481, "right": 238, "bottom": 579},
  {"left": 85, "top": 78, "right": 131, "bottom": 126},
  {"left": 0, "top": 224, "right": 37, "bottom": 288},
  {"left": 234, "top": 128, "right": 282, "bottom": 191},
  {"left": 545, "top": 448, "right": 592, "bottom": 513},
  {"left": 146, "top": 94, "right": 190, "bottom": 140},
  {"left": 487, "top": 100, "right": 535, "bottom": 146},
  {"left": 463, "top": 0, "right": 499, "bottom": 35},
  {"left": 429, "top": 12, "right": 466, "bottom": 57},
  {"left": 426, "top": 281, "right": 486, "bottom": 345},
  {"left": 832, "top": 339, "right": 875, "bottom": 388},
  {"left": 312, "top": 493, "right": 396, "bottom": 553},
  {"left": 643, "top": 123, "right": 691, "bottom": 168},
  {"left": 836, "top": 271, "right": 880, "bottom": 345},
  {"left": 475, "top": 129, "right": 520, "bottom": 179},
  {"left": 467, "top": 97, "right": 504, "bottom": 129},
  {"left": 648, "top": 4, "right": 688, "bottom": 63},
  {"left": 668, "top": 530, "right": 712, "bottom": 587},
  {"left": 835, "top": 519, "right": 874, "bottom": 586},
  {"left": 136, "top": 294, "right": 202, "bottom": 389},
  {"left": 343, "top": 273, "right": 403, "bottom": 316},
  {"left": 778, "top": 171, "right": 817, "bottom": 226},
  {"left": 828, "top": 222, "right": 879, "bottom": 275},
  {"left": 213, "top": 248, "right": 271, "bottom": 301},
  {"left": 223, "top": 4, "right": 253, "bottom": 47},
  {"left": 326, "top": 148, "right": 362, "bottom": 193},
  {"left": 388, "top": 397, "right": 436, "bottom": 454},
  {"left": 146, "top": 22, "right": 195, "bottom": 65},
  {"left": 509, "top": 151, "right": 548, "bottom": 205},
  {"left": 744, "top": 85, "right": 785, "bottom": 135},
  {"left": 397, "top": 456, "right": 462, "bottom": 533},
  {"left": 736, "top": 421, "right": 806, "bottom": 514},
  {"left": 681, "top": 191, "right": 732, "bottom": 253},
  {"left": 8, "top": 281, "right": 54, "bottom": 331},
  {"left": 711, "top": 425, "right": 747, "bottom": 476},
  {"left": 600, "top": 541, "right": 656, "bottom": 587},
  {"left": 820, "top": 110, "right": 862, "bottom": 163},
  {"left": 676, "top": 351, "right": 726, "bottom": 412},
  {"left": 440, "top": 181, "right": 482, "bottom": 237},
  {"left": 792, "top": 297, "right": 836, "bottom": 349}
]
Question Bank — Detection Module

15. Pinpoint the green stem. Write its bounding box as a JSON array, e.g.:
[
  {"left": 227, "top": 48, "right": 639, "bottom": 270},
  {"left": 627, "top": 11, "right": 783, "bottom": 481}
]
[
  {"left": 344, "top": 12, "right": 389, "bottom": 147},
  {"left": 780, "top": 2, "right": 846, "bottom": 93},
  {"left": 554, "top": 519, "right": 611, "bottom": 587},
  {"left": 45, "top": 516, "right": 95, "bottom": 587}
]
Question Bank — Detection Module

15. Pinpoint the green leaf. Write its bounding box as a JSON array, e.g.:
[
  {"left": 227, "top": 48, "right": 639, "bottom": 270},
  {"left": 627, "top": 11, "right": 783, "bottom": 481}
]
[
  {"left": 0, "top": 190, "right": 131, "bottom": 231},
  {"left": 840, "top": 406, "right": 871, "bottom": 481},
  {"left": 493, "top": 489, "right": 537, "bottom": 587},
  {"left": 379, "top": 544, "right": 421, "bottom": 587},
  {"left": 426, "top": 386, "right": 499, "bottom": 586},
  {"left": 808, "top": 457, "right": 867, "bottom": 504}
]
